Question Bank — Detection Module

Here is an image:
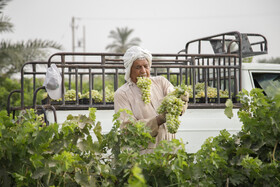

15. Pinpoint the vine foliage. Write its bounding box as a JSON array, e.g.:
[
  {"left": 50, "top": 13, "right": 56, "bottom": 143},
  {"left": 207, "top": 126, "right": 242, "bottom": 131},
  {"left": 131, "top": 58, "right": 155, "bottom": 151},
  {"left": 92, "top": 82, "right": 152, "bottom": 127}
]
[{"left": 0, "top": 88, "right": 279, "bottom": 186}]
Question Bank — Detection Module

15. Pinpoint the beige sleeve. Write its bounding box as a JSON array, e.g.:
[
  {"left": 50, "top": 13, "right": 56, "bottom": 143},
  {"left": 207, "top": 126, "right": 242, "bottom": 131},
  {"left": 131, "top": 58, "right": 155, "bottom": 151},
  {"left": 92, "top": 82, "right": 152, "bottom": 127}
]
[
  {"left": 160, "top": 76, "right": 174, "bottom": 96},
  {"left": 114, "top": 90, "right": 160, "bottom": 137}
]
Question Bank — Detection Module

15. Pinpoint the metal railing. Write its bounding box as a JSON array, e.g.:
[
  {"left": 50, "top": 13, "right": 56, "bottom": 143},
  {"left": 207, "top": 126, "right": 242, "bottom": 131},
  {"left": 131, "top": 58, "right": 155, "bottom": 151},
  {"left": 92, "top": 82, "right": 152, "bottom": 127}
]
[{"left": 7, "top": 31, "right": 268, "bottom": 120}]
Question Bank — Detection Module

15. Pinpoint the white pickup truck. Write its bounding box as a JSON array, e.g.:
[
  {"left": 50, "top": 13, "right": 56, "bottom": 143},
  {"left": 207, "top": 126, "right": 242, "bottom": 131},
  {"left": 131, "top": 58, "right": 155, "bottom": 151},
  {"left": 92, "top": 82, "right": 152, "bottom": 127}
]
[
  {"left": 50, "top": 62, "right": 280, "bottom": 153},
  {"left": 8, "top": 31, "right": 280, "bottom": 153}
]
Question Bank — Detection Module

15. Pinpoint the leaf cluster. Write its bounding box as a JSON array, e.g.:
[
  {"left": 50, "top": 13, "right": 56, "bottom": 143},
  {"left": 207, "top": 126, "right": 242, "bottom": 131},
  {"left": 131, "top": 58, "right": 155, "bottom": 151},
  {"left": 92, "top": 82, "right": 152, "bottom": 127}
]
[
  {"left": 0, "top": 77, "right": 45, "bottom": 111},
  {"left": 0, "top": 88, "right": 279, "bottom": 186}
]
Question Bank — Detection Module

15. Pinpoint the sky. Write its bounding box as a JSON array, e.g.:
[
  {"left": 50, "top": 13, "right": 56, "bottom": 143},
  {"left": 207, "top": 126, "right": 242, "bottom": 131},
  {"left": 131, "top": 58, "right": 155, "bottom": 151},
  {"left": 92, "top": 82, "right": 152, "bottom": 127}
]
[{"left": 2, "top": 0, "right": 280, "bottom": 61}]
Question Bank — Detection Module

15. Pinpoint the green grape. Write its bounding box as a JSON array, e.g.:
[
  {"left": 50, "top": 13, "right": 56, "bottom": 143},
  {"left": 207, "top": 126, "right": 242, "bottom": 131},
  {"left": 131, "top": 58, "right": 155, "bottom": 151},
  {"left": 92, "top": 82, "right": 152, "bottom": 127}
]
[
  {"left": 186, "top": 85, "right": 193, "bottom": 98},
  {"left": 82, "top": 90, "right": 102, "bottom": 102},
  {"left": 64, "top": 89, "right": 77, "bottom": 101},
  {"left": 220, "top": 89, "right": 229, "bottom": 98},
  {"left": 105, "top": 86, "right": 114, "bottom": 102},
  {"left": 157, "top": 84, "right": 187, "bottom": 133},
  {"left": 195, "top": 82, "right": 205, "bottom": 92},
  {"left": 207, "top": 87, "right": 217, "bottom": 98},
  {"left": 196, "top": 90, "right": 205, "bottom": 98},
  {"left": 166, "top": 114, "right": 181, "bottom": 134},
  {"left": 137, "top": 77, "right": 152, "bottom": 104}
]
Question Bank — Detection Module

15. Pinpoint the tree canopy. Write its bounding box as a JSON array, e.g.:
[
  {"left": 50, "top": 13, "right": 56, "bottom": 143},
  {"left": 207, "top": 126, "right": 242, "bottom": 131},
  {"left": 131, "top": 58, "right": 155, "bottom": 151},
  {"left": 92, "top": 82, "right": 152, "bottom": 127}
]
[
  {"left": 106, "top": 27, "right": 141, "bottom": 53},
  {"left": 0, "top": 0, "right": 62, "bottom": 78}
]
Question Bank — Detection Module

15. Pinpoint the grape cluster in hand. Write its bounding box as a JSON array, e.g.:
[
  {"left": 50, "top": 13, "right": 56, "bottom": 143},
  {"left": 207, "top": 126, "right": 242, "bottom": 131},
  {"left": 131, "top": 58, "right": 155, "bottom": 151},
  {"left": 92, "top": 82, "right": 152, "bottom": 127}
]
[
  {"left": 137, "top": 77, "right": 152, "bottom": 104},
  {"left": 157, "top": 84, "right": 188, "bottom": 133}
]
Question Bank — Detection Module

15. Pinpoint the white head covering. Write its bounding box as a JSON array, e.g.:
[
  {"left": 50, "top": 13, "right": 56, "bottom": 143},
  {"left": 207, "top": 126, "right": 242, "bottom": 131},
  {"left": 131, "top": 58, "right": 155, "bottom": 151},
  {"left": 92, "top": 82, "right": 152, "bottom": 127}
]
[
  {"left": 43, "top": 64, "right": 62, "bottom": 100},
  {"left": 123, "top": 46, "right": 152, "bottom": 82}
]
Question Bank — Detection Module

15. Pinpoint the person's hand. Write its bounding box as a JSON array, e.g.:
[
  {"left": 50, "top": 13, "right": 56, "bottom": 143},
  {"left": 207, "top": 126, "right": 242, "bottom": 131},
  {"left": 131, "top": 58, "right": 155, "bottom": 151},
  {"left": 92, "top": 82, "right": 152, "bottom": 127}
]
[
  {"left": 180, "top": 91, "right": 189, "bottom": 116},
  {"left": 156, "top": 113, "right": 166, "bottom": 126}
]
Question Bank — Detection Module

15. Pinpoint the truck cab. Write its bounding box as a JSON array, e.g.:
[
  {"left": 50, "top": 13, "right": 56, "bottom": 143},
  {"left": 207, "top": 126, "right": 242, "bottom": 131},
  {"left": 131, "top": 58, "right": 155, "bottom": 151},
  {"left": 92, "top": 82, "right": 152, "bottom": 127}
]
[{"left": 241, "top": 63, "right": 280, "bottom": 97}]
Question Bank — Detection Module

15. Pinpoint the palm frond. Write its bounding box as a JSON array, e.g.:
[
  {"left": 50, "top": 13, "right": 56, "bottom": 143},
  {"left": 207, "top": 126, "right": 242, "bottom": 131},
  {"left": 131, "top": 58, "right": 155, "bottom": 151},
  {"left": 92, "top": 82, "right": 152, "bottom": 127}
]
[
  {"left": 0, "top": 15, "right": 13, "bottom": 33},
  {"left": 0, "top": 39, "right": 63, "bottom": 77},
  {"left": 106, "top": 27, "right": 141, "bottom": 53},
  {"left": 0, "top": 0, "right": 11, "bottom": 13}
]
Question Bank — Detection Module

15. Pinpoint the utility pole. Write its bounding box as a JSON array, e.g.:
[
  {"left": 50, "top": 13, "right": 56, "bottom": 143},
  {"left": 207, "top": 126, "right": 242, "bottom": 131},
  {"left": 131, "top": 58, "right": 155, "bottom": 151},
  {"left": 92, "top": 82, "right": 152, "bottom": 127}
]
[
  {"left": 71, "top": 17, "right": 86, "bottom": 61},
  {"left": 71, "top": 17, "right": 75, "bottom": 62},
  {"left": 83, "top": 25, "right": 86, "bottom": 61}
]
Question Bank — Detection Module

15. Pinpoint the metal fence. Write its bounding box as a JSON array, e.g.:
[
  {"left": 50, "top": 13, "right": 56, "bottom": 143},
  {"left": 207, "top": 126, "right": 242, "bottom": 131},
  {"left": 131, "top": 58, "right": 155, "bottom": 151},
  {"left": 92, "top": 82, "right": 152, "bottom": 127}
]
[{"left": 7, "top": 31, "right": 268, "bottom": 123}]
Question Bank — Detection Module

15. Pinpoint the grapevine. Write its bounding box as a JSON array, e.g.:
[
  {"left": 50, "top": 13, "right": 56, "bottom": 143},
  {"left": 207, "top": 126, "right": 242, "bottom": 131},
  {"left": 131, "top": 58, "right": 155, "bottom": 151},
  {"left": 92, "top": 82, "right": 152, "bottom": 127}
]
[
  {"left": 157, "top": 84, "right": 188, "bottom": 133},
  {"left": 137, "top": 77, "right": 152, "bottom": 104}
]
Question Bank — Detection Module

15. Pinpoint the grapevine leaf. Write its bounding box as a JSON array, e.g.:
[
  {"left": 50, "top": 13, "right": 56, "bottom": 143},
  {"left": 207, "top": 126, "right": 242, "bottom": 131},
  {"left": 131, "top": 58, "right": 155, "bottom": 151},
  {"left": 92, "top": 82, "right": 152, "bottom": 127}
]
[
  {"left": 32, "top": 168, "right": 49, "bottom": 179},
  {"left": 67, "top": 114, "right": 74, "bottom": 120},
  {"left": 224, "top": 99, "right": 233, "bottom": 119},
  {"left": 89, "top": 107, "right": 97, "bottom": 122},
  {"left": 75, "top": 171, "right": 90, "bottom": 186},
  {"left": 94, "top": 121, "right": 102, "bottom": 142}
]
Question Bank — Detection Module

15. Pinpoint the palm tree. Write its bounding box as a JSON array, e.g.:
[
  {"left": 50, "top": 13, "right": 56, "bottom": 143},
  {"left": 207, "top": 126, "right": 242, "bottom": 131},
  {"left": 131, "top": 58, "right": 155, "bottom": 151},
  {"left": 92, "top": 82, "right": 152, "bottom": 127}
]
[
  {"left": 0, "top": 0, "right": 62, "bottom": 77},
  {"left": 106, "top": 27, "right": 141, "bottom": 53}
]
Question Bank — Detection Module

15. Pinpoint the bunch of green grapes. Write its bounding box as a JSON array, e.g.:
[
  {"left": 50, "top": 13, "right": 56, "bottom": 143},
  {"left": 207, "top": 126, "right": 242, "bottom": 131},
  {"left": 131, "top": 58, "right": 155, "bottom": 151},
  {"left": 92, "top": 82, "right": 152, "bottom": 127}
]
[
  {"left": 170, "top": 84, "right": 188, "bottom": 98},
  {"left": 105, "top": 86, "right": 114, "bottom": 102},
  {"left": 220, "top": 89, "right": 229, "bottom": 98},
  {"left": 195, "top": 82, "right": 205, "bottom": 92},
  {"left": 82, "top": 90, "right": 103, "bottom": 102},
  {"left": 186, "top": 85, "right": 193, "bottom": 98},
  {"left": 207, "top": 87, "right": 218, "bottom": 98},
  {"left": 196, "top": 90, "right": 205, "bottom": 98},
  {"left": 157, "top": 84, "right": 187, "bottom": 134},
  {"left": 65, "top": 89, "right": 81, "bottom": 101},
  {"left": 137, "top": 77, "right": 152, "bottom": 104}
]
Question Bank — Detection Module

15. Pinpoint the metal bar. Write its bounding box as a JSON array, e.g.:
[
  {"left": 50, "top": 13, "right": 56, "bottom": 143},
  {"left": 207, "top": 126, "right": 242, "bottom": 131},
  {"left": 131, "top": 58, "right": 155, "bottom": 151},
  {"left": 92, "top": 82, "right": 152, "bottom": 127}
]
[
  {"left": 7, "top": 89, "right": 21, "bottom": 116},
  {"left": 234, "top": 57, "right": 237, "bottom": 98},
  {"left": 20, "top": 65, "right": 24, "bottom": 108},
  {"left": 35, "top": 105, "right": 49, "bottom": 125},
  {"left": 32, "top": 64, "right": 36, "bottom": 93},
  {"left": 69, "top": 68, "right": 71, "bottom": 90},
  {"left": 217, "top": 67, "right": 221, "bottom": 104},
  {"left": 207, "top": 58, "right": 210, "bottom": 86},
  {"left": 167, "top": 68, "right": 170, "bottom": 81},
  {"left": 223, "top": 56, "right": 226, "bottom": 90},
  {"left": 204, "top": 65, "right": 208, "bottom": 104},
  {"left": 115, "top": 68, "right": 119, "bottom": 91},
  {"left": 61, "top": 55, "right": 66, "bottom": 105},
  {"left": 228, "top": 67, "right": 232, "bottom": 99},
  {"left": 213, "top": 58, "right": 216, "bottom": 87},
  {"left": 192, "top": 66, "right": 196, "bottom": 104},
  {"left": 80, "top": 74, "right": 83, "bottom": 94},
  {"left": 101, "top": 55, "right": 106, "bottom": 104},
  {"left": 89, "top": 68, "right": 92, "bottom": 105},
  {"left": 33, "top": 86, "right": 46, "bottom": 108},
  {"left": 75, "top": 68, "right": 79, "bottom": 105}
]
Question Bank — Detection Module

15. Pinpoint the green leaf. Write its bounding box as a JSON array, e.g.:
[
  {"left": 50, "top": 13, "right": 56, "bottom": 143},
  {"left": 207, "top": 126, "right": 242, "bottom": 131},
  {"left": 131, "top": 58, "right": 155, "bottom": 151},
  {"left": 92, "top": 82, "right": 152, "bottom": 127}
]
[
  {"left": 75, "top": 171, "right": 90, "bottom": 186},
  {"left": 224, "top": 99, "right": 233, "bottom": 119},
  {"left": 30, "top": 154, "right": 44, "bottom": 168},
  {"left": 94, "top": 121, "right": 102, "bottom": 142},
  {"left": 31, "top": 168, "right": 49, "bottom": 179},
  {"left": 89, "top": 107, "right": 96, "bottom": 122}
]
